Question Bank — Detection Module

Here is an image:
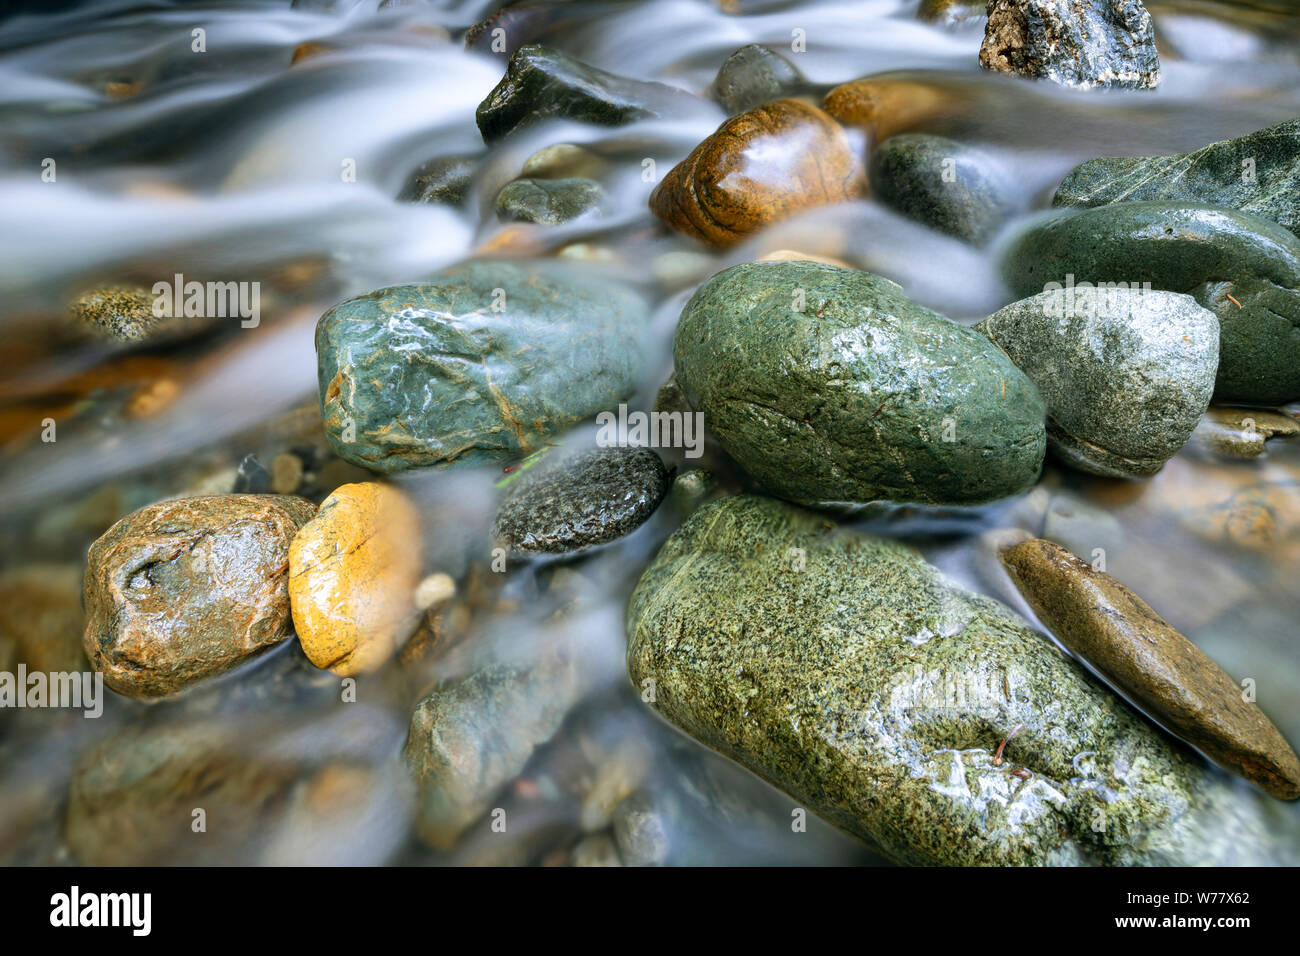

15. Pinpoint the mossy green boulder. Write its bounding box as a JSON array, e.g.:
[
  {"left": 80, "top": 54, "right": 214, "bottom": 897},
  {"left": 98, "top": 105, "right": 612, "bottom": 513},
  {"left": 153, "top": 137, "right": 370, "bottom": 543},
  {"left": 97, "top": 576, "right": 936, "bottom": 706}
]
[
  {"left": 316, "top": 261, "right": 645, "bottom": 473},
  {"left": 626, "top": 495, "right": 1293, "bottom": 865},
  {"left": 1052, "top": 118, "right": 1300, "bottom": 237},
  {"left": 1000, "top": 201, "right": 1300, "bottom": 403},
  {"left": 672, "top": 260, "right": 1045, "bottom": 506}
]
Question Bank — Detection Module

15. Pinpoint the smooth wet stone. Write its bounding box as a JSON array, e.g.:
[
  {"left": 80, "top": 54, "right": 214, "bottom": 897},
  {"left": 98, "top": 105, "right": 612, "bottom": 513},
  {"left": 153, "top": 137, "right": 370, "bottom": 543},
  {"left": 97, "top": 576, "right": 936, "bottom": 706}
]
[
  {"left": 491, "top": 447, "right": 670, "bottom": 555},
  {"left": 1053, "top": 119, "right": 1300, "bottom": 237},
  {"left": 711, "top": 43, "right": 804, "bottom": 114},
  {"left": 674, "top": 260, "right": 1045, "bottom": 506},
  {"left": 69, "top": 284, "right": 214, "bottom": 345},
  {"left": 398, "top": 154, "right": 477, "bottom": 205},
  {"left": 0, "top": 564, "right": 88, "bottom": 673},
  {"left": 316, "top": 260, "right": 646, "bottom": 472},
  {"left": 649, "top": 99, "right": 863, "bottom": 248},
  {"left": 980, "top": 0, "right": 1161, "bottom": 91},
  {"left": 234, "top": 453, "right": 270, "bottom": 493},
  {"left": 1000, "top": 537, "right": 1300, "bottom": 799},
  {"left": 289, "top": 482, "right": 422, "bottom": 676},
  {"left": 627, "top": 495, "right": 1289, "bottom": 864},
  {"left": 1001, "top": 201, "right": 1300, "bottom": 404},
  {"left": 403, "top": 646, "right": 583, "bottom": 849},
  {"left": 868, "top": 133, "right": 1012, "bottom": 244},
  {"left": 494, "top": 177, "right": 603, "bottom": 224},
  {"left": 977, "top": 288, "right": 1218, "bottom": 477},
  {"left": 822, "top": 77, "right": 957, "bottom": 141},
  {"left": 475, "top": 44, "right": 705, "bottom": 145},
  {"left": 1190, "top": 407, "right": 1299, "bottom": 459},
  {"left": 82, "top": 494, "right": 316, "bottom": 698},
  {"left": 520, "top": 143, "right": 606, "bottom": 180}
]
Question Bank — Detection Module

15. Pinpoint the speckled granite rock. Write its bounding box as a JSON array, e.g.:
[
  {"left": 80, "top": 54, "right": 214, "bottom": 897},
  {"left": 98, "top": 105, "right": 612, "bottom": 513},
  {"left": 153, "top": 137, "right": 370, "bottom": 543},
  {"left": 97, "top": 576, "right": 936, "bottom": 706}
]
[
  {"left": 69, "top": 284, "right": 215, "bottom": 345},
  {"left": 649, "top": 99, "right": 863, "bottom": 248},
  {"left": 980, "top": 0, "right": 1161, "bottom": 91},
  {"left": 399, "top": 154, "right": 477, "bottom": 205},
  {"left": 712, "top": 44, "right": 804, "bottom": 114},
  {"left": 316, "top": 260, "right": 645, "bottom": 472},
  {"left": 626, "top": 495, "right": 1291, "bottom": 864},
  {"left": 491, "top": 447, "right": 670, "bottom": 555},
  {"left": 495, "top": 177, "right": 603, "bottom": 224},
  {"left": 475, "top": 44, "right": 706, "bottom": 144},
  {"left": 673, "top": 260, "right": 1045, "bottom": 506},
  {"left": 83, "top": 494, "right": 316, "bottom": 698},
  {"left": 1053, "top": 119, "right": 1300, "bottom": 237},
  {"left": 868, "top": 133, "right": 1012, "bottom": 244},
  {"left": 977, "top": 288, "right": 1218, "bottom": 477},
  {"left": 1001, "top": 201, "right": 1300, "bottom": 404},
  {"left": 1001, "top": 537, "right": 1300, "bottom": 799}
]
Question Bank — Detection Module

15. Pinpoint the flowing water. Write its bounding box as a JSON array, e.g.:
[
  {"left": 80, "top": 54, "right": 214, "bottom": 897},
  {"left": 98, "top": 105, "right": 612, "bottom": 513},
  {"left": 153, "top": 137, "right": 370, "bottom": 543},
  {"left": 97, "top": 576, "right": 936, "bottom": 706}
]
[{"left": 1, "top": 0, "right": 1298, "bottom": 865}]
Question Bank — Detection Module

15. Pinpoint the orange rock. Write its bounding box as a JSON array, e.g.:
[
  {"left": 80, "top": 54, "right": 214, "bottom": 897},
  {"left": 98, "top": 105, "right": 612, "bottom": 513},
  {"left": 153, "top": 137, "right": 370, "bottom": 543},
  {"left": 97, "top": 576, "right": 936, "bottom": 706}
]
[
  {"left": 757, "top": 248, "right": 855, "bottom": 268},
  {"left": 291, "top": 42, "right": 332, "bottom": 65},
  {"left": 649, "top": 99, "right": 863, "bottom": 247},
  {"left": 289, "top": 482, "right": 422, "bottom": 676},
  {"left": 821, "top": 78, "right": 954, "bottom": 141}
]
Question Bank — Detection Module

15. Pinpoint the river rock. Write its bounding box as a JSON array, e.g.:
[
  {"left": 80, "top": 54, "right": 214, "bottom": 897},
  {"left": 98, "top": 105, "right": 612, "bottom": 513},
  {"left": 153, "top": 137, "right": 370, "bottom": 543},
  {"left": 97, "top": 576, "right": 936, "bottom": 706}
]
[
  {"left": 980, "top": 0, "right": 1161, "bottom": 91},
  {"left": 1053, "top": 118, "right": 1300, "bottom": 237},
  {"left": 868, "top": 133, "right": 1012, "bottom": 244},
  {"left": 495, "top": 177, "right": 603, "bottom": 224},
  {"left": 627, "top": 494, "right": 1288, "bottom": 864},
  {"left": 316, "top": 260, "right": 645, "bottom": 472},
  {"left": 711, "top": 44, "right": 804, "bottom": 114},
  {"left": 1000, "top": 201, "right": 1300, "bottom": 404},
  {"left": 919, "top": 0, "right": 987, "bottom": 25},
  {"left": 673, "top": 260, "right": 1045, "bottom": 506},
  {"left": 976, "top": 288, "right": 1218, "bottom": 477},
  {"left": 1000, "top": 537, "right": 1300, "bottom": 799},
  {"left": 475, "top": 44, "right": 706, "bottom": 145},
  {"left": 68, "top": 283, "right": 214, "bottom": 345},
  {"left": 399, "top": 154, "right": 477, "bottom": 205},
  {"left": 289, "top": 482, "right": 422, "bottom": 676},
  {"left": 822, "top": 77, "right": 957, "bottom": 141},
  {"left": 520, "top": 143, "right": 606, "bottom": 180},
  {"left": 1190, "top": 407, "right": 1299, "bottom": 459},
  {"left": 491, "top": 446, "right": 670, "bottom": 555},
  {"left": 0, "top": 564, "right": 88, "bottom": 673},
  {"left": 649, "top": 99, "right": 863, "bottom": 248},
  {"left": 83, "top": 494, "right": 316, "bottom": 698}
]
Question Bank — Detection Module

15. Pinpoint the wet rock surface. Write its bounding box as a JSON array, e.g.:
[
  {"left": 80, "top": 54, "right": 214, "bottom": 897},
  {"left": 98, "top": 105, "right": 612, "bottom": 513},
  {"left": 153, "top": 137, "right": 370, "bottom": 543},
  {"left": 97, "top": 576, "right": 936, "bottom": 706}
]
[
  {"left": 1000, "top": 537, "right": 1300, "bottom": 799},
  {"left": 627, "top": 495, "right": 1285, "bottom": 865},
  {"left": 649, "top": 99, "right": 862, "bottom": 247},
  {"left": 977, "top": 288, "right": 1219, "bottom": 477},
  {"left": 674, "top": 260, "right": 1045, "bottom": 506},
  {"left": 83, "top": 494, "right": 316, "bottom": 698},
  {"left": 1001, "top": 201, "right": 1300, "bottom": 404},
  {"left": 1053, "top": 119, "right": 1300, "bottom": 238},
  {"left": 711, "top": 43, "right": 805, "bottom": 114},
  {"left": 491, "top": 446, "right": 670, "bottom": 555},
  {"left": 289, "top": 482, "right": 422, "bottom": 676},
  {"left": 399, "top": 154, "right": 478, "bottom": 205},
  {"left": 494, "top": 176, "right": 603, "bottom": 224},
  {"left": 315, "top": 260, "right": 646, "bottom": 472},
  {"left": 1190, "top": 407, "right": 1299, "bottom": 459},
  {"left": 980, "top": 0, "right": 1162, "bottom": 90}
]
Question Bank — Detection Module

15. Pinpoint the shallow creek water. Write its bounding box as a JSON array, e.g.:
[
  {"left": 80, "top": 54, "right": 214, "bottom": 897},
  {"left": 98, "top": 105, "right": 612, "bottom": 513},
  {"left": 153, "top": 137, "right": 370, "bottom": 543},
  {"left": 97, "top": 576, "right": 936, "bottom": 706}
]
[{"left": 0, "top": 0, "right": 1298, "bottom": 864}]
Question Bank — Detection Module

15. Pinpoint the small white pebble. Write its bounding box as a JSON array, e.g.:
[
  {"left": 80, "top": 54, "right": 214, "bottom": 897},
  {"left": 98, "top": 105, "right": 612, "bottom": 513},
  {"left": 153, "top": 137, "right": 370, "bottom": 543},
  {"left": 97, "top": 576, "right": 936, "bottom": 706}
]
[{"left": 414, "top": 572, "right": 456, "bottom": 610}]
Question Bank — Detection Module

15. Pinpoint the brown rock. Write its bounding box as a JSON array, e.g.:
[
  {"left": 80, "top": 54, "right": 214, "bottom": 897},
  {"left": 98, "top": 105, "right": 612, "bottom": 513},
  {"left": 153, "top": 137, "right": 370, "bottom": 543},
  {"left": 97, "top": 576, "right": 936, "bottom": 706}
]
[
  {"left": 1000, "top": 537, "right": 1300, "bottom": 799},
  {"left": 1190, "top": 407, "right": 1299, "bottom": 459},
  {"left": 821, "top": 78, "right": 955, "bottom": 140},
  {"left": 288, "top": 482, "right": 422, "bottom": 676},
  {"left": 0, "top": 565, "right": 87, "bottom": 673},
  {"left": 83, "top": 494, "right": 317, "bottom": 698},
  {"left": 649, "top": 99, "right": 863, "bottom": 247}
]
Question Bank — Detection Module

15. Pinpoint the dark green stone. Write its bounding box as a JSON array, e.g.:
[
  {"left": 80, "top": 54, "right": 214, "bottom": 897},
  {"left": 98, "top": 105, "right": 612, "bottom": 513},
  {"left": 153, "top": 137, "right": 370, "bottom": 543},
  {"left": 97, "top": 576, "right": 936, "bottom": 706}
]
[
  {"left": 1001, "top": 200, "right": 1300, "bottom": 403},
  {"left": 1053, "top": 118, "right": 1300, "bottom": 237},
  {"left": 399, "top": 154, "right": 478, "bottom": 205},
  {"left": 316, "top": 261, "right": 646, "bottom": 473},
  {"left": 626, "top": 494, "right": 1290, "bottom": 865},
  {"left": 494, "top": 177, "right": 603, "bottom": 224},
  {"left": 673, "top": 260, "right": 1045, "bottom": 506},
  {"left": 712, "top": 44, "right": 804, "bottom": 115},
  {"left": 475, "top": 44, "right": 705, "bottom": 145},
  {"left": 869, "top": 133, "right": 1012, "bottom": 244},
  {"left": 492, "top": 446, "right": 670, "bottom": 555}
]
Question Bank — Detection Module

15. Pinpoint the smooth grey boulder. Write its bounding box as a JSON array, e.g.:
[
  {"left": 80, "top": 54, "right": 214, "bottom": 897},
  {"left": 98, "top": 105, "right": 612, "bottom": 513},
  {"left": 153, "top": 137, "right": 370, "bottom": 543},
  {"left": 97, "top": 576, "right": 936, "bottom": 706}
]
[
  {"left": 626, "top": 494, "right": 1294, "bottom": 866},
  {"left": 712, "top": 44, "right": 805, "bottom": 114},
  {"left": 494, "top": 176, "right": 603, "bottom": 224},
  {"left": 977, "top": 288, "right": 1219, "bottom": 477}
]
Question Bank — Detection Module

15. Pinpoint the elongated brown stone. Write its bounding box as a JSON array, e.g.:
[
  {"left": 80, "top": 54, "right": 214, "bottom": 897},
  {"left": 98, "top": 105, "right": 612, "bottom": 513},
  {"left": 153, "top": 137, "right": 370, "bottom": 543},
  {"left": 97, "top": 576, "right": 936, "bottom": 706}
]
[
  {"left": 649, "top": 99, "right": 863, "bottom": 247},
  {"left": 1000, "top": 537, "right": 1300, "bottom": 799}
]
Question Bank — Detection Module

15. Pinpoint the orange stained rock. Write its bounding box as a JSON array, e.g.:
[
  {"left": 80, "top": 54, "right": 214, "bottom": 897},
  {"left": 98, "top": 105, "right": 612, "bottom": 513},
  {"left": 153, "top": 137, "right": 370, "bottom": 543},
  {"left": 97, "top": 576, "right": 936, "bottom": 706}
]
[
  {"left": 821, "top": 78, "right": 955, "bottom": 141},
  {"left": 289, "top": 482, "right": 423, "bottom": 676},
  {"left": 649, "top": 98, "right": 864, "bottom": 248}
]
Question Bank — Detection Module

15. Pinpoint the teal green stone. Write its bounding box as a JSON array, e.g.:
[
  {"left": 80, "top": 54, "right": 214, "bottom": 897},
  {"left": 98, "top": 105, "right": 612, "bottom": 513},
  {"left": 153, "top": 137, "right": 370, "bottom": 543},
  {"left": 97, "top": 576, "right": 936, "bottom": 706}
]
[
  {"left": 626, "top": 495, "right": 1292, "bottom": 865},
  {"left": 1053, "top": 119, "right": 1300, "bottom": 237},
  {"left": 672, "top": 260, "right": 1045, "bottom": 506},
  {"left": 494, "top": 177, "right": 603, "bottom": 224},
  {"left": 316, "top": 261, "right": 645, "bottom": 473},
  {"left": 1000, "top": 200, "right": 1300, "bottom": 403}
]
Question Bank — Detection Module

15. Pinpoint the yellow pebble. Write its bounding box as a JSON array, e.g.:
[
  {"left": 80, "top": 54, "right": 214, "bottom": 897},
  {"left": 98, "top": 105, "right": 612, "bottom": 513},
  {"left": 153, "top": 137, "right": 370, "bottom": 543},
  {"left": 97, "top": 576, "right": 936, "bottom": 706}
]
[{"left": 289, "top": 482, "right": 422, "bottom": 676}]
